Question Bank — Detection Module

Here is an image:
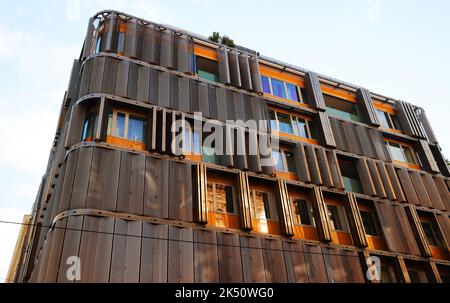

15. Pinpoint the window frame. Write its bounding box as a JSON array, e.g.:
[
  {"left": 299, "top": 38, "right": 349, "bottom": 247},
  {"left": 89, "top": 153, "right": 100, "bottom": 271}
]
[
  {"left": 291, "top": 198, "right": 316, "bottom": 227},
  {"left": 260, "top": 75, "right": 304, "bottom": 103},
  {"left": 250, "top": 190, "right": 278, "bottom": 221},
  {"left": 420, "top": 220, "right": 445, "bottom": 248},
  {"left": 107, "top": 109, "right": 147, "bottom": 143},
  {"left": 385, "top": 139, "right": 419, "bottom": 167},
  {"left": 323, "top": 93, "right": 363, "bottom": 122},
  {"left": 360, "top": 210, "right": 381, "bottom": 237},
  {"left": 268, "top": 108, "right": 316, "bottom": 141},
  {"left": 326, "top": 203, "right": 349, "bottom": 232},
  {"left": 206, "top": 181, "right": 237, "bottom": 215},
  {"left": 272, "top": 147, "right": 297, "bottom": 174}
]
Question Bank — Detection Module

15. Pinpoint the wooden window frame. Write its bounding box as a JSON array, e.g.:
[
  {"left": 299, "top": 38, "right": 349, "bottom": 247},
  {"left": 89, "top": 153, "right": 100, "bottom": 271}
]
[
  {"left": 206, "top": 181, "right": 237, "bottom": 215},
  {"left": 291, "top": 198, "right": 316, "bottom": 227},
  {"left": 374, "top": 104, "right": 403, "bottom": 133},
  {"left": 272, "top": 146, "right": 298, "bottom": 181},
  {"left": 384, "top": 138, "right": 420, "bottom": 169},
  {"left": 268, "top": 107, "right": 318, "bottom": 145},
  {"left": 106, "top": 109, "right": 146, "bottom": 150}
]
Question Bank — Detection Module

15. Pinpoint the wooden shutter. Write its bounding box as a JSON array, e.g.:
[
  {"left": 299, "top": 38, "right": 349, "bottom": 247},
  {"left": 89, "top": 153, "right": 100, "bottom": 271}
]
[
  {"left": 276, "top": 180, "right": 294, "bottom": 237},
  {"left": 194, "top": 164, "right": 208, "bottom": 225},
  {"left": 317, "top": 112, "right": 336, "bottom": 148},
  {"left": 310, "top": 187, "right": 332, "bottom": 242},
  {"left": 304, "top": 72, "right": 326, "bottom": 111},
  {"left": 356, "top": 88, "right": 380, "bottom": 126},
  {"left": 344, "top": 193, "right": 368, "bottom": 247},
  {"left": 237, "top": 172, "right": 252, "bottom": 230}
]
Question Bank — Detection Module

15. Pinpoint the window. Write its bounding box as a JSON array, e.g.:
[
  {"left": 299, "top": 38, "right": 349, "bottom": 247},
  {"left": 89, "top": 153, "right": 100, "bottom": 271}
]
[
  {"left": 380, "top": 265, "right": 397, "bottom": 283},
  {"left": 196, "top": 56, "right": 219, "bottom": 82},
  {"left": 421, "top": 221, "right": 445, "bottom": 248},
  {"left": 327, "top": 204, "right": 344, "bottom": 231},
  {"left": 106, "top": 110, "right": 147, "bottom": 149},
  {"left": 408, "top": 271, "right": 421, "bottom": 283},
  {"left": 207, "top": 182, "right": 235, "bottom": 214},
  {"left": 81, "top": 112, "right": 98, "bottom": 142},
  {"left": 324, "top": 94, "right": 362, "bottom": 122},
  {"left": 360, "top": 211, "right": 380, "bottom": 236},
  {"left": 117, "top": 21, "right": 126, "bottom": 54},
  {"left": 339, "top": 160, "right": 363, "bottom": 194},
  {"left": 251, "top": 191, "right": 277, "bottom": 220},
  {"left": 268, "top": 109, "right": 317, "bottom": 140},
  {"left": 272, "top": 148, "right": 296, "bottom": 174},
  {"left": 260, "top": 76, "right": 303, "bottom": 102},
  {"left": 292, "top": 199, "right": 315, "bottom": 226},
  {"left": 184, "top": 126, "right": 201, "bottom": 155},
  {"left": 376, "top": 109, "right": 402, "bottom": 131},
  {"left": 385, "top": 140, "right": 417, "bottom": 165}
]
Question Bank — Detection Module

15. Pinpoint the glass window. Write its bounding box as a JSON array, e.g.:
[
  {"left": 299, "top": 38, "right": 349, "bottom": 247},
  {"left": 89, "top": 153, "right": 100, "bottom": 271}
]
[
  {"left": 115, "top": 113, "right": 126, "bottom": 138},
  {"left": 285, "top": 151, "right": 297, "bottom": 173},
  {"left": 308, "top": 120, "right": 318, "bottom": 139},
  {"left": 271, "top": 78, "right": 287, "bottom": 99},
  {"left": 196, "top": 56, "right": 219, "bottom": 82},
  {"left": 202, "top": 146, "right": 219, "bottom": 164},
  {"left": 408, "top": 271, "right": 422, "bottom": 283},
  {"left": 324, "top": 94, "right": 362, "bottom": 122},
  {"left": 117, "top": 32, "right": 125, "bottom": 54},
  {"left": 360, "top": 211, "right": 379, "bottom": 236},
  {"left": 277, "top": 113, "right": 293, "bottom": 134},
  {"left": 402, "top": 145, "right": 416, "bottom": 164},
  {"left": 272, "top": 149, "right": 284, "bottom": 172},
  {"left": 286, "top": 83, "right": 300, "bottom": 102},
  {"left": 95, "top": 35, "right": 102, "bottom": 53},
  {"left": 127, "top": 115, "right": 145, "bottom": 142},
  {"left": 421, "top": 221, "right": 445, "bottom": 248},
  {"left": 339, "top": 160, "right": 363, "bottom": 194},
  {"left": 380, "top": 266, "right": 396, "bottom": 283},
  {"left": 327, "top": 204, "right": 343, "bottom": 231},
  {"left": 386, "top": 141, "right": 416, "bottom": 164},
  {"left": 293, "top": 199, "right": 315, "bottom": 226},
  {"left": 82, "top": 113, "right": 98, "bottom": 142},
  {"left": 376, "top": 109, "right": 391, "bottom": 128},
  {"left": 252, "top": 191, "right": 271, "bottom": 220},
  {"left": 192, "top": 131, "right": 201, "bottom": 154},
  {"left": 261, "top": 76, "right": 271, "bottom": 94},
  {"left": 214, "top": 184, "right": 234, "bottom": 213},
  {"left": 268, "top": 110, "right": 278, "bottom": 131},
  {"left": 391, "top": 115, "right": 402, "bottom": 130},
  {"left": 295, "top": 118, "right": 308, "bottom": 138}
]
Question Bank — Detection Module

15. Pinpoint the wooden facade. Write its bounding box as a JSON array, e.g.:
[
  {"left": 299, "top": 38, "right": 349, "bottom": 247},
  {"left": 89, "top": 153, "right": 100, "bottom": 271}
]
[{"left": 9, "top": 10, "right": 450, "bottom": 283}]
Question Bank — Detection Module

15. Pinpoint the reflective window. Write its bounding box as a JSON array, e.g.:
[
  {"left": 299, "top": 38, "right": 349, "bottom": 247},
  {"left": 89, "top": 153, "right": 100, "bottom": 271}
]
[
  {"left": 376, "top": 109, "right": 402, "bottom": 131},
  {"left": 339, "top": 160, "right": 363, "bottom": 194},
  {"left": 115, "top": 113, "right": 126, "bottom": 138},
  {"left": 207, "top": 182, "right": 235, "bottom": 214},
  {"left": 286, "top": 83, "right": 300, "bottom": 102},
  {"left": 127, "top": 115, "right": 145, "bottom": 142},
  {"left": 82, "top": 112, "right": 98, "bottom": 142},
  {"left": 421, "top": 221, "right": 445, "bottom": 248},
  {"left": 292, "top": 199, "right": 315, "bottom": 226},
  {"left": 285, "top": 151, "right": 296, "bottom": 173},
  {"left": 324, "top": 94, "right": 363, "bottom": 122},
  {"left": 196, "top": 56, "right": 219, "bottom": 82},
  {"left": 252, "top": 191, "right": 272, "bottom": 220},
  {"left": 277, "top": 113, "right": 293, "bottom": 134},
  {"left": 327, "top": 204, "right": 343, "bottom": 231},
  {"left": 271, "top": 78, "right": 287, "bottom": 99},
  {"left": 360, "top": 211, "right": 380, "bottom": 236},
  {"left": 272, "top": 149, "right": 284, "bottom": 172},
  {"left": 385, "top": 141, "right": 417, "bottom": 165},
  {"left": 261, "top": 76, "right": 271, "bottom": 94}
]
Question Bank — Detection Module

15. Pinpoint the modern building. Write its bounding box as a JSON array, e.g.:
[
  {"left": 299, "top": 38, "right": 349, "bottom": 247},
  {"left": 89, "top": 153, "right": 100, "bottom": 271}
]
[{"left": 9, "top": 10, "right": 450, "bottom": 283}]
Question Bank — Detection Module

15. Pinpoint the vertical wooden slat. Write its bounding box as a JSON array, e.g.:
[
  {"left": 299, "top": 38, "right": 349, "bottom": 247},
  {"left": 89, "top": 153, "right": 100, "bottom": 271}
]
[
  {"left": 116, "top": 152, "right": 145, "bottom": 215},
  {"left": 239, "top": 52, "right": 253, "bottom": 91},
  {"left": 240, "top": 236, "right": 266, "bottom": 282},
  {"left": 416, "top": 140, "right": 440, "bottom": 173},
  {"left": 327, "top": 150, "right": 344, "bottom": 190},
  {"left": 160, "top": 30, "right": 173, "bottom": 69},
  {"left": 276, "top": 180, "right": 295, "bottom": 237},
  {"left": 356, "top": 158, "right": 377, "bottom": 196},
  {"left": 168, "top": 226, "right": 194, "bottom": 282},
  {"left": 102, "top": 57, "right": 118, "bottom": 95},
  {"left": 82, "top": 17, "right": 95, "bottom": 59},
  {"left": 140, "top": 223, "right": 168, "bottom": 282},
  {"left": 316, "top": 147, "right": 333, "bottom": 187},
  {"left": 421, "top": 174, "right": 445, "bottom": 210},
  {"left": 404, "top": 205, "right": 432, "bottom": 257},
  {"left": 194, "top": 164, "right": 208, "bottom": 225},
  {"left": 368, "top": 128, "right": 390, "bottom": 161},
  {"left": 306, "top": 145, "right": 322, "bottom": 185},
  {"left": 435, "top": 213, "right": 450, "bottom": 249},
  {"left": 355, "top": 125, "right": 376, "bottom": 158},
  {"left": 143, "top": 158, "right": 169, "bottom": 218},
  {"left": 356, "top": 88, "right": 380, "bottom": 126},
  {"left": 428, "top": 262, "right": 443, "bottom": 283},
  {"left": 385, "top": 164, "right": 406, "bottom": 202},
  {"left": 194, "top": 229, "right": 219, "bottom": 282},
  {"left": 310, "top": 187, "right": 332, "bottom": 242},
  {"left": 237, "top": 172, "right": 252, "bottom": 231},
  {"left": 317, "top": 112, "right": 336, "bottom": 148},
  {"left": 261, "top": 238, "right": 287, "bottom": 283},
  {"left": 217, "top": 47, "right": 230, "bottom": 85},
  {"left": 303, "top": 244, "right": 328, "bottom": 282},
  {"left": 417, "top": 109, "right": 437, "bottom": 143},
  {"left": 249, "top": 54, "right": 262, "bottom": 93},
  {"left": 57, "top": 216, "right": 83, "bottom": 282},
  {"left": 433, "top": 176, "right": 450, "bottom": 211},
  {"left": 376, "top": 162, "right": 396, "bottom": 201},
  {"left": 409, "top": 171, "right": 432, "bottom": 208},
  {"left": 395, "top": 256, "right": 411, "bottom": 283},
  {"left": 228, "top": 50, "right": 242, "bottom": 88},
  {"left": 282, "top": 242, "right": 308, "bottom": 283},
  {"left": 342, "top": 122, "right": 363, "bottom": 155},
  {"left": 217, "top": 232, "right": 243, "bottom": 282},
  {"left": 395, "top": 101, "right": 426, "bottom": 138},
  {"left": 89, "top": 56, "right": 105, "bottom": 93},
  {"left": 304, "top": 72, "right": 326, "bottom": 111},
  {"left": 115, "top": 60, "right": 129, "bottom": 98},
  {"left": 345, "top": 193, "right": 368, "bottom": 248},
  {"left": 168, "top": 161, "right": 193, "bottom": 222},
  {"left": 293, "top": 143, "right": 311, "bottom": 183},
  {"left": 396, "top": 168, "right": 420, "bottom": 205},
  {"left": 367, "top": 160, "right": 387, "bottom": 198}
]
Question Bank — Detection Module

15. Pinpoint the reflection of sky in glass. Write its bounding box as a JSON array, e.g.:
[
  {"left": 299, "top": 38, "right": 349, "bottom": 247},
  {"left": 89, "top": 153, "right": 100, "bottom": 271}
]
[
  {"left": 261, "top": 76, "right": 271, "bottom": 94},
  {"left": 271, "top": 78, "right": 286, "bottom": 99},
  {"left": 115, "top": 113, "right": 125, "bottom": 137},
  {"left": 127, "top": 116, "right": 145, "bottom": 141},
  {"left": 286, "top": 83, "right": 299, "bottom": 101}
]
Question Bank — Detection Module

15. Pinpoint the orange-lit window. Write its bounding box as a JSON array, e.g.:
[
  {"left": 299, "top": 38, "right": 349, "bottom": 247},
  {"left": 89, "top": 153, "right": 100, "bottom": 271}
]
[
  {"left": 206, "top": 181, "right": 238, "bottom": 228},
  {"left": 117, "top": 20, "right": 126, "bottom": 55},
  {"left": 106, "top": 110, "right": 146, "bottom": 150},
  {"left": 249, "top": 189, "right": 279, "bottom": 234},
  {"left": 326, "top": 204, "right": 349, "bottom": 232},
  {"left": 272, "top": 147, "right": 296, "bottom": 174},
  {"left": 384, "top": 139, "right": 419, "bottom": 168},
  {"left": 291, "top": 199, "right": 315, "bottom": 226},
  {"left": 360, "top": 210, "right": 381, "bottom": 237}
]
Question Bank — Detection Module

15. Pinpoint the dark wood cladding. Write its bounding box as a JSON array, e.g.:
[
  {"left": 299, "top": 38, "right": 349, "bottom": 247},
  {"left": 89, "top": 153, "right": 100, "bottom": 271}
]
[
  {"left": 404, "top": 205, "right": 432, "bottom": 257},
  {"left": 356, "top": 88, "right": 380, "bottom": 126},
  {"left": 310, "top": 187, "right": 332, "bottom": 242},
  {"left": 329, "top": 117, "right": 390, "bottom": 161},
  {"left": 276, "top": 180, "right": 295, "bottom": 237},
  {"left": 345, "top": 194, "right": 368, "bottom": 248},
  {"left": 416, "top": 140, "right": 440, "bottom": 173},
  {"left": 237, "top": 172, "right": 253, "bottom": 231},
  {"left": 374, "top": 202, "right": 420, "bottom": 255},
  {"left": 395, "top": 100, "right": 427, "bottom": 139},
  {"left": 304, "top": 72, "right": 326, "bottom": 111},
  {"left": 317, "top": 112, "right": 336, "bottom": 148}
]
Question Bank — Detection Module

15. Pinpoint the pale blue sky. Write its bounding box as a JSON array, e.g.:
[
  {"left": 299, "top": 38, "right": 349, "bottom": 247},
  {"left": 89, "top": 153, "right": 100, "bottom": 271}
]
[{"left": 0, "top": 0, "right": 449, "bottom": 281}]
